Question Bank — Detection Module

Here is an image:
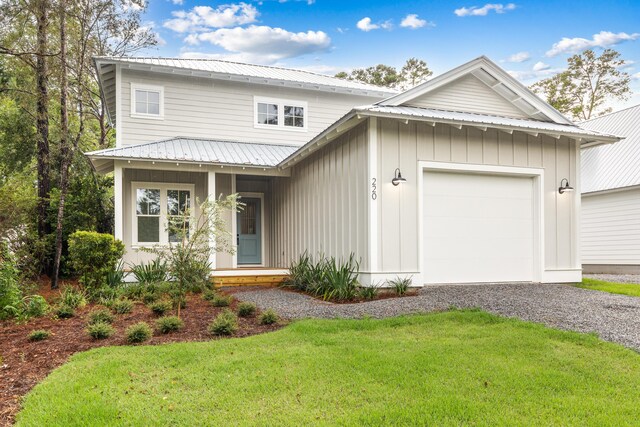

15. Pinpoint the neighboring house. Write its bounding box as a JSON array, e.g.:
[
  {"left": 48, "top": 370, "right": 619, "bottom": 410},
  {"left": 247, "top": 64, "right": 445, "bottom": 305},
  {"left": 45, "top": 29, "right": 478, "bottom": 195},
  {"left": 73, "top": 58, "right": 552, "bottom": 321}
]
[
  {"left": 580, "top": 105, "right": 640, "bottom": 274},
  {"left": 87, "top": 56, "right": 618, "bottom": 286}
]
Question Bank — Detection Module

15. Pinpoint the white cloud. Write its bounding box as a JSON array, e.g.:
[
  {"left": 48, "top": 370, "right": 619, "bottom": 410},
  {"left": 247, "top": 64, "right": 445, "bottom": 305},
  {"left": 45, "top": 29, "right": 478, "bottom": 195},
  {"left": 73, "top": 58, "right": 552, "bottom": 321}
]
[
  {"left": 633, "top": 72, "right": 640, "bottom": 80},
  {"left": 356, "top": 17, "right": 392, "bottom": 32},
  {"left": 504, "top": 51, "right": 530, "bottom": 63},
  {"left": 183, "top": 25, "right": 331, "bottom": 64},
  {"left": 400, "top": 14, "right": 432, "bottom": 29},
  {"left": 163, "top": 3, "right": 258, "bottom": 33},
  {"left": 532, "top": 61, "right": 549, "bottom": 71},
  {"left": 546, "top": 31, "right": 640, "bottom": 57},
  {"left": 454, "top": 3, "right": 516, "bottom": 17},
  {"left": 171, "top": 0, "right": 183, "bottom": 5}
]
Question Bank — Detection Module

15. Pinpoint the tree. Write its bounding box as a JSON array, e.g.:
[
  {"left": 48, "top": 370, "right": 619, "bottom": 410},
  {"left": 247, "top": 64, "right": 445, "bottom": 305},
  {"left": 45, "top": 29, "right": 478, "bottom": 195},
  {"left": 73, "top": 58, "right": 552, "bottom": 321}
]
[
  {"left": 530, "top": 49, "right": 631, "bottom": 121},
  {"left": 335, "top": 58, "right": 432, "bottom": 89}
]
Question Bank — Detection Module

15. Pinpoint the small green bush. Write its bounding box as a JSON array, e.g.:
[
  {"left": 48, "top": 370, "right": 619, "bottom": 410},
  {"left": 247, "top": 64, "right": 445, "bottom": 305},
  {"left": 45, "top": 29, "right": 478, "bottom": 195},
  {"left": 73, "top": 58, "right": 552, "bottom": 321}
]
[
  {"left": 120, "top": 283, "right": 147, "bottom": 301},
  {"left": 28, "top": 330, "right": 51, "bottom": 342},
  {"left": 359, "top": 286, "right": 379, "bottom": 300},
  {"left": 111, "top": 299, "right": 134, "bottom": 314},
  {"left": 68, "top": 231, "right": 125, "bottom": 289},
  {"left": 88, "top": 286, "right": 120, "bottom": 305},
  {"left": 22, "top": 295, "right": 50, "bottom": 318},
  {"left": 131, "top": 259, "right": 167, "bottom": 284},
  {"left": 0, "top": 245, "right": 22, "bottom": 320},
  {"left": 149, "top": 300, "right": 172, "bottom": 316},
  {"left": 210, "top": 294, "right": 232, "bottom": 307},
  {"left": 87, "top": 321, "right": 114, "bottom": 340},
  {"left": 87, "top": 308, "right": 114, "bottom": 325},
  {"left": 142, "top": 292, "right": 159, "bottom": 305},
  {"left": 283, "top": 252, "right": 360, "bottom": 301},
  {"left": 58, "top": 285, "right": 86, "bottom": 309},
  {"left": 389, "top": 277, "right": 411, "bottom": 296},
  {"left": 237, "top": 302, "right": 256, "bottom": 317},
  {"left": 126, "top": 322, "right": 152, "bottom": 344},
  {"left": 156, "top": 316, "right": 184, "bottom": 334},
  {"left": 208, "top": 309, "right": 238, "bottom": 336},
  {"left": 202, "top": 289, "right": 218, "bottom": 302},
  {"left": 259, "top": 309, "right": 279, "bottom": 325},
  {"left": 54, "top": 304, "right": 75, "bottom": 319}
]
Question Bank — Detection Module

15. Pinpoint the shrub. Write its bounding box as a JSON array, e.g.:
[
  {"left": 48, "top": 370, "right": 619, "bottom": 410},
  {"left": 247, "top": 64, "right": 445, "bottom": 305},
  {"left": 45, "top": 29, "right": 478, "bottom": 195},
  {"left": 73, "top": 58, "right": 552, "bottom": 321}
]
[
  {"left": 131, "top": 259, "right": 167, "bottom": 285},
  {"left": 156, "top": 316, "right": 184, "bottom": 334},
  {"left": 359, "top": 285, "right": 379, "bottom": 300},
  {"left": 87, "top": 308, "right": 114, "bottom": 325},
  {"left": 149, "top": 300, "right": 172, "bottom": 316},
  {"left": 210, "top": 294, "right": 231, "bottom": 307},
  {"left": 68, "top": 231, "right": 125, "bottom": 289},
  {"left": 120, "top": 283, "right": 147, "bottom": 301},
  {"left": 237, "top": 302, "right": 256, "bottom": 317},
  {"left": 202, "top": 289, "right": 218, "bottom": 302},
  {"left": 208, "top": 309, "right": 238, "bottom": 336},
  {"left": 259, "top": 309, "right": 278, "bottom": 325},
  {"left": 0, "top": 245, "right": 22, "bottom": 320},
  {"left": 111, "top": 299, "right": 134, "bottom": 314},
  {"left": 87, "top": 321, "right": 114, "bottom": 340},
  {"left": 21, "top": 295, "right": 50, "bottom": 318},
  {"left": 105, "top": 262, "right": 125, "bottom": 288},
  {"left": 58, "top": 285, "right": 87, "bottom": 309},
  {"left": 126, "top": 322, "right": 152, "bottom": 344},
  {"left": 88, "top": 286, "right": 120, "bottom": 305},
  {"left": 283, "top": 253, "right": 360, "bottom": 301},
  {"left": 54, "top": 304, "right": 75, "bottom": 319},
  {"left": 28, "top": 330, "right": 51, "bottom": 341},
  {"left": 389, "top": 277, "right": 412, "bottom": 296}
]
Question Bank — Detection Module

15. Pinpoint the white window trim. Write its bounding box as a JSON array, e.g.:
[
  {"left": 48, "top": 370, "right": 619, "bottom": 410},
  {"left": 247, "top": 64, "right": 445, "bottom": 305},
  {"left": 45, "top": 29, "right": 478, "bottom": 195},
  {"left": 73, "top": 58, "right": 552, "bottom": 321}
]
[
  {"left": 253, "top": 96, "right": 308, "bottom": 132},
  {"left": 130, "top": 83, "right": 165, "bottom": 120},
  {"left": 131, "top": 182, "right": 195, "bottom": 248}
]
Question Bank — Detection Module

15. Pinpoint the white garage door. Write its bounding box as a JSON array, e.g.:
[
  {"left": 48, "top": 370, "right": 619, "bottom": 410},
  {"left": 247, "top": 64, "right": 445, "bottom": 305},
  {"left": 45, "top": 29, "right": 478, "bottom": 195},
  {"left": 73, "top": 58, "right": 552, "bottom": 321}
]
[{"left": 423, "top": 171, "right": 535, "bottom": 284}]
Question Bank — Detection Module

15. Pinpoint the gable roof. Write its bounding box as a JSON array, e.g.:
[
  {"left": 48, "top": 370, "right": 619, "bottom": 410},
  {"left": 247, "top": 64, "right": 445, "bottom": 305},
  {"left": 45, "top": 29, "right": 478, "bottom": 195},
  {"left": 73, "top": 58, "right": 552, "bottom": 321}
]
[
  {"left": 581, "top": 104, "right": 640, "bottom": 194},
  {"left": 377, "top": 56, "right": 573, "bottom": 125}
]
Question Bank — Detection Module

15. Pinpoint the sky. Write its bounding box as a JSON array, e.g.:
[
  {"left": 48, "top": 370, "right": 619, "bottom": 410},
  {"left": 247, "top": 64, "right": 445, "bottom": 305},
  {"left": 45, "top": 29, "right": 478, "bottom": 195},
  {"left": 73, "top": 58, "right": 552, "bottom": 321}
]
[{"left": 138, "top": 0, "right": 640, "bottom": 110}]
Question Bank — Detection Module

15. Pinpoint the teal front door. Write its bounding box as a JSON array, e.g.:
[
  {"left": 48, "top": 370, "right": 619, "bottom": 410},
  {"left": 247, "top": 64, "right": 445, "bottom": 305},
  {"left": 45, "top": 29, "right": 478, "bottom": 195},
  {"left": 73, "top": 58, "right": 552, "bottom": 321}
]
[{"left": 237, "top": 198, "right": 262, "bottom": 265}]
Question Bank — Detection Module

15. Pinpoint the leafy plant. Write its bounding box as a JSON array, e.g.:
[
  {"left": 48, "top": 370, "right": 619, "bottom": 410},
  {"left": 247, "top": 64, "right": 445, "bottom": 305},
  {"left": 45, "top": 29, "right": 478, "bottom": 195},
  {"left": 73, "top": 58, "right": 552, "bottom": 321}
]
[
  {"left": 259, "top": 309, "right": 278, "bottom": 325},
  {"left": 58, "top": 285, "right": 87, "bottom": 309},
  {"left": 202, "top": 289, "right": 218, "bottom": 302},
  {"left": 389, "top": 277, "right": 412, "bottom": 296},
  {"left": 237, "top": 302, "right": 256, "bottom": 317},
  {"left": 87, "top": 308, "right": 114, "bottom": 325},
  {"left": 28, "top": 330, "right": 51, "bottom": 342},
  {"left": 0, "top": 244, "right": 22, "bottom": 320},
  {"left": 68, "top": 231, "right": 125, "bottom": 289},
  {"left": 126, "top": 322, "right": 152, "bottom": 344},
  {"left": 156, "top": 316, "right": 184, "bottom": 334},
  {"left": 208, "top": 309, "right": 238, "bottom": 336},
  {"left": 210, "top": 294, "right": 231, "bottom": 307},
  {"left": 142, "top": 291, "right": 159, "bottom": 305},
  {"left": 111, "top": 299, "right": 134, "bottom": 314},
  {"left": 21, "top": 295, "right": 50, "bottom": 318},
  {"left": 149, "top": 300, "right": 172, "bottom": 316},
  {"left": 120, "top": 283, "right": 147, "bottom": 301},
  {"left": 87, "top": 322, "right": 115, "bottom": 340},
  {"left": 283, "top": 253, "right": 361, "bottom": 301},
  {"left": 54, "top": 304, "right": 75, "bottom": 319},
  {"left": 131, "top": 259, "right": 167, "bottom": 285},
  {"left": 359, "top": 285, "right": 379, "bottom": 300},
  {"left": 105, "top": 262, "right": 125, "bottom": 288}
]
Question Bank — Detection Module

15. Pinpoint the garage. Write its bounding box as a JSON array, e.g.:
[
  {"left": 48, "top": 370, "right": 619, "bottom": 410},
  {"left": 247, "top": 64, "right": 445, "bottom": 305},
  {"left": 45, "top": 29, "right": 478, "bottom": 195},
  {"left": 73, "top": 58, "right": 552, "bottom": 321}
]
[{"left": 423, "top": 171, "right": 536, "bottom": 284}]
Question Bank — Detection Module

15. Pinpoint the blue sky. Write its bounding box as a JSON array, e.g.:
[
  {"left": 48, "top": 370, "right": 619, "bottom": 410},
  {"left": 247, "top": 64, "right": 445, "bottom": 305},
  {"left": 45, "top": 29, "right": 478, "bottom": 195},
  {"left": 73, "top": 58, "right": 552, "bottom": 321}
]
[{"left": 140, "top": 0, "right": 640, "bottom": 109}]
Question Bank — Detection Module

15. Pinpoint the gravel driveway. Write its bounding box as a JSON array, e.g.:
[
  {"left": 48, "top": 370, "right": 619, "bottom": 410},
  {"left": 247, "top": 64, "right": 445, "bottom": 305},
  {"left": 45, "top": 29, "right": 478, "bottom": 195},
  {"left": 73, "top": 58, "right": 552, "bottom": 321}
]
[{"left": 229, "top": 284, "right": 640, "bottom": 352}]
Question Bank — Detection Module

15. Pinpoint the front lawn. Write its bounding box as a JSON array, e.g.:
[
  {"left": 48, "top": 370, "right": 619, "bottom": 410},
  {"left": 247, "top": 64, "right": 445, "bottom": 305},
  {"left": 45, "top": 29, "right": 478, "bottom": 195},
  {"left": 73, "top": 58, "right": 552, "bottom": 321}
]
[
  {"left": 576, "top": 278, "right": 640, "bottom": 297},
  {"left": 17, "top": 310, "right": 640, "bottom": 426}
]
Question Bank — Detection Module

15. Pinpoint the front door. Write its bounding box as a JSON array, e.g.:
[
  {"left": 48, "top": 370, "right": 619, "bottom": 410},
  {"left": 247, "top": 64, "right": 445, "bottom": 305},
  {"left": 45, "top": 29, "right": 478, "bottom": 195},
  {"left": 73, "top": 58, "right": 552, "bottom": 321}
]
[{"left": 237, "top": 197, "right": 262, "bottom": 265}]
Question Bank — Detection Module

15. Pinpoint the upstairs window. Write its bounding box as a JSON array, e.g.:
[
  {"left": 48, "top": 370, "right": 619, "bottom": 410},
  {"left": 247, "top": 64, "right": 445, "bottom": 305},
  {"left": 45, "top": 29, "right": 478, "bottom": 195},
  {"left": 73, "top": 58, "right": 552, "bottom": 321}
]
[
  {"left": 254, "top": 97, "right": 307, "bottom": 131},
  {"left": 131, "top": 84, "right": 164, "bottom": 119}
]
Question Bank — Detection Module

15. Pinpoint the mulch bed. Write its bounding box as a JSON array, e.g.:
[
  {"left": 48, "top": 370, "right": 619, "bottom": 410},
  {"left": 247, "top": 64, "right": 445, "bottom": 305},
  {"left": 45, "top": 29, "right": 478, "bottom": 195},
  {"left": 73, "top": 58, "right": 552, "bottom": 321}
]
[{"left": 0, "top": 280, "right": 282, "bottom": 426}]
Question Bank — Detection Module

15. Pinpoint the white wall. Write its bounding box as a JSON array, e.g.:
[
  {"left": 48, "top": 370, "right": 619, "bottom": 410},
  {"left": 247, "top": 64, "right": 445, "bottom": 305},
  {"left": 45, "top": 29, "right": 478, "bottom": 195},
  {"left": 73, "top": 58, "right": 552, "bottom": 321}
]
[
  {"left": 119, "top": 69, "right": 380, "bottom": 147},
  {"left": 582, "top": 187, "right": 640, "bottom": 267}
]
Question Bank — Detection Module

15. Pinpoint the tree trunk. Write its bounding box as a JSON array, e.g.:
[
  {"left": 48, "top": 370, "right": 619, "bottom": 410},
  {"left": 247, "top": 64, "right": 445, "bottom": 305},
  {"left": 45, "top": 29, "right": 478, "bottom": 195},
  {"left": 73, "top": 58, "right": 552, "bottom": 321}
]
[{"left": 51, "top": 0, "right": 69, "bottom": 289}]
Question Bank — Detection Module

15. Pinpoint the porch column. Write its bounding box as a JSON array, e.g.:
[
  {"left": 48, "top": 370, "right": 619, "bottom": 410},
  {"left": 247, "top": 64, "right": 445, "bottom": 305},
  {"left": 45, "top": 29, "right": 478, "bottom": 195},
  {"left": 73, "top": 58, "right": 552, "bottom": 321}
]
[
  {"left": 231, "top": 173, "right": 238, "bottom": 268},
  {"left": 207, "top": 170, "right": 217, "bottom": 270},
  {"left": 114, "top": 162, "right": 123, "bottom": 241}
]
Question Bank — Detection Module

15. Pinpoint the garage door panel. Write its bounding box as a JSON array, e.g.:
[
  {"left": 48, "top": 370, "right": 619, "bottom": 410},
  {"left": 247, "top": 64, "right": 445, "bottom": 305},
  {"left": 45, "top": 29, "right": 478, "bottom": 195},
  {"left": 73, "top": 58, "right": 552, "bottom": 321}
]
[{"left": 423, "top": 171, "right": 535, "bottom": 284}]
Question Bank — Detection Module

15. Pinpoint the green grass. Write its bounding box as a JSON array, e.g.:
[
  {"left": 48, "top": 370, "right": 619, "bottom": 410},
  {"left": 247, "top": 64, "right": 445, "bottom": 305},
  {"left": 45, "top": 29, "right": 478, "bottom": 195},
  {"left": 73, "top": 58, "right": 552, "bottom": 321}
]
[
  {"left": 576, "top": 278, "right": 640, "bottom": 297},
  {"left": 17, "top": 311, "right": 640, "bottom": 426}
]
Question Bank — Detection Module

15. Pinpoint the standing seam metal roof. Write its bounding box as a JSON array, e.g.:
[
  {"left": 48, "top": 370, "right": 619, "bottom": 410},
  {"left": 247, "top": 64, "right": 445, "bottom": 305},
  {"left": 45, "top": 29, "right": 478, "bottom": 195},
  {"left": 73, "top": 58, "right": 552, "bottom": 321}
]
[{"left": 580, "top": 105, "right": 640, "bottom": 193}]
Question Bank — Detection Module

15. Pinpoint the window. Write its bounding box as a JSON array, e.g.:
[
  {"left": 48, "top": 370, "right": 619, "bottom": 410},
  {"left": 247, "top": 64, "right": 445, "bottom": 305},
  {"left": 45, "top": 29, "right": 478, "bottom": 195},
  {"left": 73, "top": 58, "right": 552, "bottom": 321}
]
[
  {"left": 254, "top": 97, "right": 307, "bottom": 131},
  {"left": 132, "top": 183, "right": 193, "bottom": 246},
  {"left": 131, "top": 84, "right": 164, "bottom": 119}
]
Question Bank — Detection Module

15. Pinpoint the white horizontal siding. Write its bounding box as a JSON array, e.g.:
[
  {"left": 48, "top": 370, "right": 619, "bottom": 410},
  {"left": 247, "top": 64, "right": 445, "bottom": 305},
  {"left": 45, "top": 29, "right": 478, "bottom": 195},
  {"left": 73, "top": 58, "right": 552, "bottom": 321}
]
[
  {"left": 120, "top": 69, "right": 380, "bottom": 147},
  {"left": 405, "top": 74, "right": 529, "bottom": 119},
  {"left": 581, "top": 188, "right": 640, "bottom": 264}
]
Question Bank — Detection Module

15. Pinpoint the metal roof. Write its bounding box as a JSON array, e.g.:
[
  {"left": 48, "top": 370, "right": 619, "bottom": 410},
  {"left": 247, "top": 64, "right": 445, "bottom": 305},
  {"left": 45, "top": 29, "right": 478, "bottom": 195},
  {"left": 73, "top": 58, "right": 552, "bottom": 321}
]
[
  {"left": 94, "top": 56, "right": 396, "bottom": 97},
  {"left": 355, "top": 105, "right": 620, "bottom": 141},
  {"left": 86, "top": 137, "right": 298, "bottom": 168},
  {"left": 580, "top": 104, "right": 640, "bottom": 194}
]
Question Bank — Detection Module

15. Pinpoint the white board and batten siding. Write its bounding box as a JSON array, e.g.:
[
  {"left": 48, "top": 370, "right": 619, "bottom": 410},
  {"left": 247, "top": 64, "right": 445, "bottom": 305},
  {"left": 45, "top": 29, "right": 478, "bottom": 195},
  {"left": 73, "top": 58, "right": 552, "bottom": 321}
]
[
  {"left": 119, "top": 69, "right": 379, "bottom": 147},
  {"left": 582, "top": 187, "right": 640, "bottom": 273}
]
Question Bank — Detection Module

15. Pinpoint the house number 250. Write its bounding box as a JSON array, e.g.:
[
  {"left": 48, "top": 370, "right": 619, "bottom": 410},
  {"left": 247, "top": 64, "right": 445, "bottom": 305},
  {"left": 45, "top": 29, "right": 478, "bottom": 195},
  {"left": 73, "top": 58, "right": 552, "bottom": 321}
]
[{"left": 371, "top": 178, "right": 377, "bottom": 200}]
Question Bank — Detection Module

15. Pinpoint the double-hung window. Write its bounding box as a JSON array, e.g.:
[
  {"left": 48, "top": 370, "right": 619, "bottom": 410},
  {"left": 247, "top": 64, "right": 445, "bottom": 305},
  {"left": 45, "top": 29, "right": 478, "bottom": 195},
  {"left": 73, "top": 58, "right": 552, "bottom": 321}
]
[
  {"left": 254, "top": 97, "right": 307, "bottom": 131},
  {"left": 131, "top": 84, "right": 164, "bottom": 119},
  {"left": 132, "top": 183, "right": 194, "bottom": 246}
]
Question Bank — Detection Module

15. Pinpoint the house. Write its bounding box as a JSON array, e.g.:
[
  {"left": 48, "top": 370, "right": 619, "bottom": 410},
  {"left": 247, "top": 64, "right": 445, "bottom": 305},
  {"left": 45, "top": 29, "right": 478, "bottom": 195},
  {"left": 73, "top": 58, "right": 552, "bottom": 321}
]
[
  {"left": 87, "top": 56, "right": 619, "bottom": 286},
  {"left": 580, "top": 105, "right": 640, "bottom": 274}
]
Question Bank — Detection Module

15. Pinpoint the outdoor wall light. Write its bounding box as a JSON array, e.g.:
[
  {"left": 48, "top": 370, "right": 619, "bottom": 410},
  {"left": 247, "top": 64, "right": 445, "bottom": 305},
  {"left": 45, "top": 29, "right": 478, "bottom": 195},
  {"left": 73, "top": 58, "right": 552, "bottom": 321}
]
[
  {"left": 392, "top": 168, "right": 407, "bottom": 186},
  {"left": 558, "top": 178, "right": 574, "bottom": 194}
]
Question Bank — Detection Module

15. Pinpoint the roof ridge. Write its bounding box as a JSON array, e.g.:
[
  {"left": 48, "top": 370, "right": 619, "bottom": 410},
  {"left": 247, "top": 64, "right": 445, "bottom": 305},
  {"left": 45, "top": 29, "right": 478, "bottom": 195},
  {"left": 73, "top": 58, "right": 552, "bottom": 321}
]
[{"left": 579, "top": 103, "right": 640, "bottom": 123}]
